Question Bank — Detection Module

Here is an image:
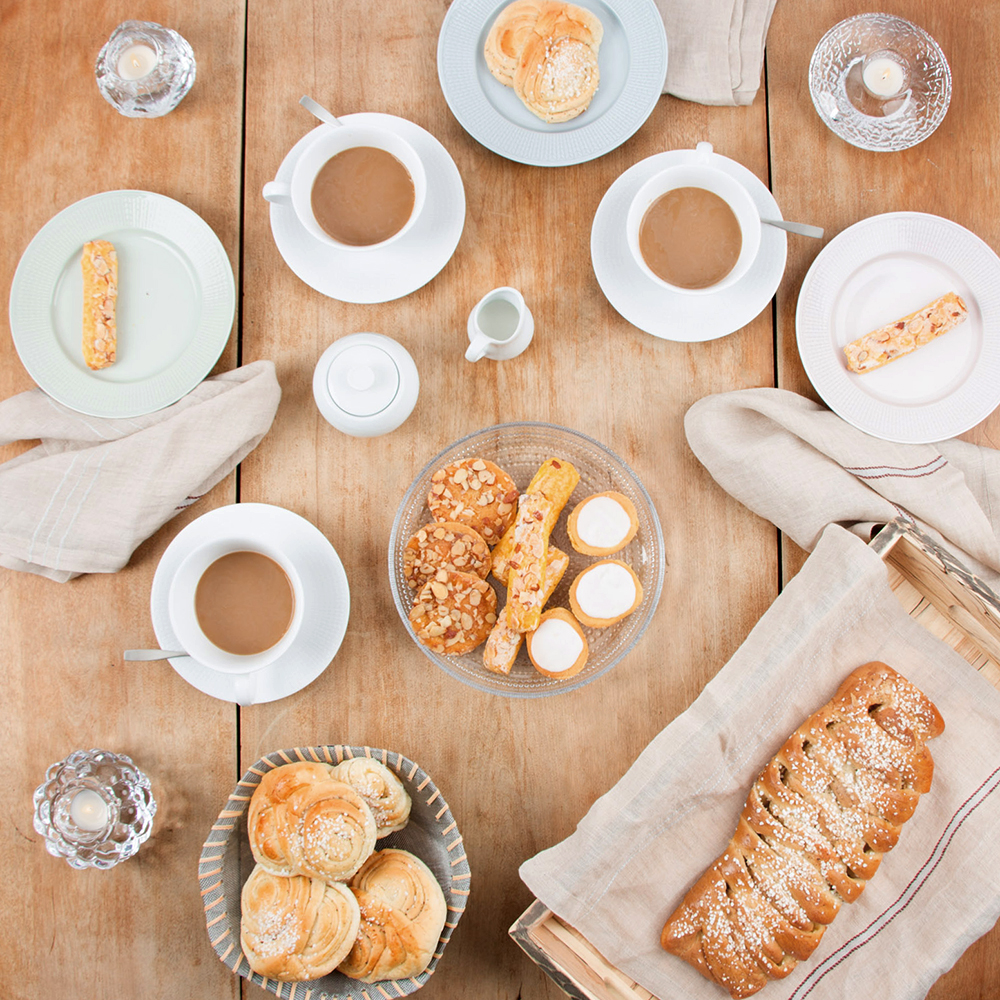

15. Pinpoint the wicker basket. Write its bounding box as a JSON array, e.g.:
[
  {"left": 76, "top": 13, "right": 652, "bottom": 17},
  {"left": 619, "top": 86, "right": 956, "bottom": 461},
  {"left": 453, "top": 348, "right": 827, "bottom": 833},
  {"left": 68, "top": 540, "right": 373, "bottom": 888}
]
[{"left": 199, "top": 745, "right": 470, "bottom": 999}]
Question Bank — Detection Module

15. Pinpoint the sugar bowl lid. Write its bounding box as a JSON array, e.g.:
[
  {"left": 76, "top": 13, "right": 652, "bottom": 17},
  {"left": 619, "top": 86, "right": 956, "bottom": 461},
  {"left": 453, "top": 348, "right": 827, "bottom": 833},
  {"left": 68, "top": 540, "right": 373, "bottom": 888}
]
[{"left": 313, "top": 333, "right": 419, "bottom": 437}]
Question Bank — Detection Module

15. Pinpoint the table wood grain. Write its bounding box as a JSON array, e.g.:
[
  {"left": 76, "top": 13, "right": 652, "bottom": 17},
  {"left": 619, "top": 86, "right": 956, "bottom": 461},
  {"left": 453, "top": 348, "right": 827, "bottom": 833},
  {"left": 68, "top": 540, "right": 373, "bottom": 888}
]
[{"left": 1, "top": 1, "right": 997, "bottom": 998}]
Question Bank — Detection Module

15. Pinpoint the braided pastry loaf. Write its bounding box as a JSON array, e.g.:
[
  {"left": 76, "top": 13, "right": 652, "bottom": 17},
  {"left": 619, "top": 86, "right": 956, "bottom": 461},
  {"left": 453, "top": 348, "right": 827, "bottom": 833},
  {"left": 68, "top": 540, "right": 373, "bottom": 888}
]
[{"left": 660, "top": 662, "right": 944, "bottom": 999}]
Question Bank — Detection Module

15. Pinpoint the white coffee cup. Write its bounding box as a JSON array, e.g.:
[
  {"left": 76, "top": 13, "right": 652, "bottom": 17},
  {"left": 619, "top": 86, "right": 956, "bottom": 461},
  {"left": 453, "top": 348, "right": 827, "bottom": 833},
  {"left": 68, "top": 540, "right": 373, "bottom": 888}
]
[
  {"left": 168, "top": 538, "right": 304, "bottom": 674},
  {"left": 466, "top": 287, "right": 534, "bottom": 362},
  {"left": 262, "top": 123, "right": 426, "bottom": 250},
  {"left": 626, "top": 142, "right": 761, "bottom": 295}
]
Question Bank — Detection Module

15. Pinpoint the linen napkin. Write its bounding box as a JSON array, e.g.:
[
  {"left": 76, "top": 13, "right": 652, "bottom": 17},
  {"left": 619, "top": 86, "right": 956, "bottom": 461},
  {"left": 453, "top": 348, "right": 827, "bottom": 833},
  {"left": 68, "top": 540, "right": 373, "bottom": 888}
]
[
  {"left": 0, "top": 360, "right": 281, "bottom": 582},
  {"left": 657, "top": 0, "right": 779, "bottom": 106},
  {"left": 684, "top": 387, "right": 1000, "bottom": 594},
  {"left": 520, "top": 524, "right": 1000, "bottom": 1000}
]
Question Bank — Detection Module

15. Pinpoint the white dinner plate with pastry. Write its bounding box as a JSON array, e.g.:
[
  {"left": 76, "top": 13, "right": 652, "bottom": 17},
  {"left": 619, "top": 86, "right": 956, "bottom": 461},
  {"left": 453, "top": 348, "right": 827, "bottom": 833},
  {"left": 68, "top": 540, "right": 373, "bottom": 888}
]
[
  {"left": 437, "top": 0, "right": 667, "bottom": 167},
  {"left": 266, "top": 115, "right": 465, "bottom": 304},
  {"left": 149, "top": 503, "right": 350, "bottom": 705},
  {"left": 590, "top": 146, "right": 788, "bottom": 340},
  {"left": 796, "top": 212, "right": 1000, "bottom": 443},
  {"left": 9, "top": 190, "right": 235, "bottom": 419}
]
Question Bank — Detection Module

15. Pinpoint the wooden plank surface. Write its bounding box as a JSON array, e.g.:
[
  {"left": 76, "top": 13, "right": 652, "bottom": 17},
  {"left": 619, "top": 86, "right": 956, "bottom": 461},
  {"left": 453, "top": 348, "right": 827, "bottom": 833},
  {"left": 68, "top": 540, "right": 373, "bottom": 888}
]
[
  {"left": 1, "top": 0, "right": 998, "bottom": 998},
  {"left": 0, "top": 4, "right": 245, "bottom": 999}
]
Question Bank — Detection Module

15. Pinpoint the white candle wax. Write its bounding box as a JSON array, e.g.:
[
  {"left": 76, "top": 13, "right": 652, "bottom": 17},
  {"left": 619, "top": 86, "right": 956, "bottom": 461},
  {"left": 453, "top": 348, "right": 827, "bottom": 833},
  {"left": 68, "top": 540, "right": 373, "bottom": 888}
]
[
  {"left": 117, "top": 43, "right": 157, "bottom": 81},
  {"left": 862, "top": 56, "right": 905, "bottom": 98},
  {"left": 70, "top": 789, "right": 110, "bottom": 832}
]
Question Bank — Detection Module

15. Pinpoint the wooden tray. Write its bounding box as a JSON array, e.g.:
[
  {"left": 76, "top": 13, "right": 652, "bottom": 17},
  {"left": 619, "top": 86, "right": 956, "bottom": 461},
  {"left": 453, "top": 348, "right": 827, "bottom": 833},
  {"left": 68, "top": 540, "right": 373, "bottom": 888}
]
[{"left": 509, "top": 519, "right": 1000, "bottom": 1000}]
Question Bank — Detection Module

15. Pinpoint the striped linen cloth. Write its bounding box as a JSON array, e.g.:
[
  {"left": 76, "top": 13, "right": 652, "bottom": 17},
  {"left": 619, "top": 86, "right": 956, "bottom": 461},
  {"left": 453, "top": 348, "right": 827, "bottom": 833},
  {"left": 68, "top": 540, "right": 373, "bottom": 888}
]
[
  {"left": 684, "top": 387, "right": 1000, "bottom": 594},
  {"left": 0, "top": 360, "right": 280, "bottom": 581}
]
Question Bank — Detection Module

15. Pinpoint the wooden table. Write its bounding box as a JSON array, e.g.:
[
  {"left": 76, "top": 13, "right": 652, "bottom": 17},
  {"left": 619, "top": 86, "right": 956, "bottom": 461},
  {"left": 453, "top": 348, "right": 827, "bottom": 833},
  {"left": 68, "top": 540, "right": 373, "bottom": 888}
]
[{"left": 2, "top": 2, "right": 998, "bottom": 997}]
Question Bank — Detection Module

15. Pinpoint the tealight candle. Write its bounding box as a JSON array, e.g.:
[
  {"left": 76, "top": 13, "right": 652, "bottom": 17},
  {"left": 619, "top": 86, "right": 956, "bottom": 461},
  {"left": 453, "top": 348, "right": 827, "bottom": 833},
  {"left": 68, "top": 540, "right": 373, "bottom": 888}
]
[
  {"left": 116, "top": 43, "right": 156, "bottom": 80},
  {"left": 862, "top": 50, "right": 908, "bottom": 99},
  {"left": 70, "top": 789, "right": 109, "bottom": 832}
]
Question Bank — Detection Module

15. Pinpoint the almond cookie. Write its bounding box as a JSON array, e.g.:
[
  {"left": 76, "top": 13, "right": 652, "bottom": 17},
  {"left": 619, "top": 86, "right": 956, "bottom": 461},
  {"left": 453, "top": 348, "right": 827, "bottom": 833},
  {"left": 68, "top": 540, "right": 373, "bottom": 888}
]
[
  {"left": 409, "top": 568, "right": 498, "bottom": 654},
  {"left": 403, "top": 521, "right": 491, "bottom": 592},
  {"left": 426, "top": 458, "right": 519, "bottom": 546}
]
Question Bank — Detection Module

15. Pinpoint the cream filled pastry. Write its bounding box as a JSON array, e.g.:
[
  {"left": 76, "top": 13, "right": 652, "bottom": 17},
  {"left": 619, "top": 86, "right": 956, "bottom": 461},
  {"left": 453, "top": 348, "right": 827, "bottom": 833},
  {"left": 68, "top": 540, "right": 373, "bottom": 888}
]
[
  {"left": 567, "top": 491, "right": 638, "bottom": 556},
  {"left": 569, "top": 559, "right": 643, "bottom": 627},
  {"left": 527, "top": 608, "right": 588, "bottom": 678}
]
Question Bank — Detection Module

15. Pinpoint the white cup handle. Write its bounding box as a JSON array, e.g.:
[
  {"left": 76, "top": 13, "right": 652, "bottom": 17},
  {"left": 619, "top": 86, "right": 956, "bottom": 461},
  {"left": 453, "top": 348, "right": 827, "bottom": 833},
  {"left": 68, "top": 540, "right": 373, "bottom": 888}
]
[
  {"left": 232, "top": 672, "right": 257, "bottom": 706},
  {"left": 465, "top": 335, "right": 490, "bottom": 363},
  {"left": 262, "top": 180, "right": 291, "bottom": 204}
]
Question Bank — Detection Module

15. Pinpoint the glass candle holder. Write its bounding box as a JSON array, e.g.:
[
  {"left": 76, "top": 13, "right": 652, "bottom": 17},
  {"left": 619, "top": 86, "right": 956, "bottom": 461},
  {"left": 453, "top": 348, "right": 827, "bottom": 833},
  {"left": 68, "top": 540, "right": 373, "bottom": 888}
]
[
  {"left": 808, "top": 13, "right": 951, "bottom": 152},
  {"left": 32, "top": 749, "right": 157, "bottom": 870},
  {"left": 95, "top": 21, "right": 196, "bottom": 118}
]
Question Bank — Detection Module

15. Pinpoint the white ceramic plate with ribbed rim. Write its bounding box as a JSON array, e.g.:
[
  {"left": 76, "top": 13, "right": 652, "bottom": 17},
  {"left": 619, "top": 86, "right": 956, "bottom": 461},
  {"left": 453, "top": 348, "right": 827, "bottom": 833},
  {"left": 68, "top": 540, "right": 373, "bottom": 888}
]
[
  {"left": 199, "top": 745, "right": 470, "bottom": 999},
  {"left": 437, "top": 0, "right": 667, "bottom": 167},
  {"left": 9, "top": 190, "right": 234, "bottom": 418},
  {"left": 267, "top": 115, "right": 465, "bottom": 304},
  {"left": 796, "top": 212, "right": 1000, "bottom": 444},
  {"left": 389, "top": 422, "right": 665, "bottom": 697},
  {"left": 591, "top": 146, "right": 787, "bottom": 340},
  {"left": 150, "top": 504, "right": 350, "bottom": 705}
]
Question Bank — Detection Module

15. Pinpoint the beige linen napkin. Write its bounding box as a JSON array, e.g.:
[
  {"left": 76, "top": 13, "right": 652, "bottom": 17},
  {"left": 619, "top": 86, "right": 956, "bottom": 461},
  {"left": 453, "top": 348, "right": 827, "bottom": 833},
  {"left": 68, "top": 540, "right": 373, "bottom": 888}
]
[
  {"left": 0, "top": 360, "right": 281, "bottom": 582},
  {"left": 657, "top": 0, "right": 778, "bottom": 105},
  {"left": 520, "top": 524, "right": 1000, "bottom": 999},
  {"left": 685, "top": 387, "right": 1000, "bottom": 594}
]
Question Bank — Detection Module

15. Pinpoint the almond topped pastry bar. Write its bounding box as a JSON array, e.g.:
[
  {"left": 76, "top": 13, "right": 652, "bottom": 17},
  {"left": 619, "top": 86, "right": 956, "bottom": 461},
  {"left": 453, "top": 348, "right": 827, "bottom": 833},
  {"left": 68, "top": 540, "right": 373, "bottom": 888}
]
[
  {"left": 843, "top": 291, "right": 968, "bottom": 374},
  {"left": 81, "top": 239, "right": 118, "bottom": 370}
]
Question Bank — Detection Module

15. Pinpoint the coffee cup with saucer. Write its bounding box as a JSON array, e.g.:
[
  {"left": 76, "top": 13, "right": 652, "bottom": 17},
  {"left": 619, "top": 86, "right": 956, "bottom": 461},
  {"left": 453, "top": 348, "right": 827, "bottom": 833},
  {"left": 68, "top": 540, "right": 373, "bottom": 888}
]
[
  {"left": 167, "top": 537, "right": 304, "bottom": 675},
  {"left": 263, "top": 122, "right": 427, "bottom": 251},
  {"left": 626, "top": 141, "right": 762, "bottom": 295},
  {"left": 264, "top": 114, "right": 465, "bottom": 305},
  {"left": 149, "top": 503, "right": 350, "bottom": 705}
]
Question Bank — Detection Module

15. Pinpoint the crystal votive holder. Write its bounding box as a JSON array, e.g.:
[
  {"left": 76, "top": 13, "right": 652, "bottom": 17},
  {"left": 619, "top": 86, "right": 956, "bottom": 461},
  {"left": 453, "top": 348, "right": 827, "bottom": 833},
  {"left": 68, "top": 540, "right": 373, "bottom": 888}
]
[
  {"left": 95, "top": 20, "right": 196, "bottom": 118},
  {"left": 32, "top": 749, "right": 157, "bottom": 870}
]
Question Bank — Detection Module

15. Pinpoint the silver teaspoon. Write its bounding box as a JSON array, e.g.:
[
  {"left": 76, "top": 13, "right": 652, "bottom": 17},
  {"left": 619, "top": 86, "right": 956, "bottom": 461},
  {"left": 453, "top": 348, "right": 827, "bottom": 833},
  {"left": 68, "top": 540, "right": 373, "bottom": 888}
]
[
  {"left": 761, "top": 218, "right": 824, "bottom": 238},
  {"left": 124, "top": 649, "right": 190, "bottom": 661},
  {"left": 299, "top": 95, "right": 344, "bottom": 128}
]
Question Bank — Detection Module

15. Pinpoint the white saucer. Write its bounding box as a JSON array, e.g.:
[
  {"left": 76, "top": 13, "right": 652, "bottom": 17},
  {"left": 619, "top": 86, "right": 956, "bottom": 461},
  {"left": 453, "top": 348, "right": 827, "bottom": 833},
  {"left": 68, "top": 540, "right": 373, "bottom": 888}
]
[
  {"left": 9, "top": 190, "right": 235, "bottom": 417},
  {"left": 267, "top": 114, "right": 466, "bottom": 304},
  {"left": 796, "top": 212, "right": 1000, "bottom": 444},
  {"left": 150, "top": 504, "right": 350, "bottom": 705},
  {"left": 590, "top": 148, "right": 788, "bottom": 341}
]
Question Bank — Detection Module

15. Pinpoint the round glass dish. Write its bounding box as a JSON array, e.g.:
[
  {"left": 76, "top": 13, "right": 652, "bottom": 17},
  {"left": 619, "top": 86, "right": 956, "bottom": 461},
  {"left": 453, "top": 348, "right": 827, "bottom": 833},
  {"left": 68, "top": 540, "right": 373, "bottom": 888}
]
[
  {"left": 389, "top": 422, "right": 665, "bottom": 697},
  {"left": 808, "top": 13, "right": 951, "bottom": 152}
]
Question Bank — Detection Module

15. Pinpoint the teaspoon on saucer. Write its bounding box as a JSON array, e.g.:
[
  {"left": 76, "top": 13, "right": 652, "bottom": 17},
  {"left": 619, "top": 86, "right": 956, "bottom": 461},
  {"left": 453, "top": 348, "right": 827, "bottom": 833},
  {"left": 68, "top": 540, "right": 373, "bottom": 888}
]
[
  {"left": 125, "top": 648, "right": 189, "bottom": 660},
  {"left": 299, "top": 95, "right": 344, "bottom": 128},
  {"left": 761, "top": 218, "right": 824, "bottom": 238}
]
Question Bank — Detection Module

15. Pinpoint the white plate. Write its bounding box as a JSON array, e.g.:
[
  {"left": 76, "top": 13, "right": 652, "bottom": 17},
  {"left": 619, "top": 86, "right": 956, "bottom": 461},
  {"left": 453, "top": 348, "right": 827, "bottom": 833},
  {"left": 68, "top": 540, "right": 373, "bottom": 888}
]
[
  {"left": 590, "top": 147, "right": 788, "bottom": 340},
  {"left": 796, "top": 212, "right": 1000, "bottom": 444},
  {"left": 9, "top": 190, "right": 235, "bottom": 418},
  {"left": 267, "top": 114, "right": 465, "bottom": 304},
  {"left": 437, "top": 0, "right": 667, "bottom": 167},
  {"left": 150, "top": 504, "right": 350, "bottom": 705}
]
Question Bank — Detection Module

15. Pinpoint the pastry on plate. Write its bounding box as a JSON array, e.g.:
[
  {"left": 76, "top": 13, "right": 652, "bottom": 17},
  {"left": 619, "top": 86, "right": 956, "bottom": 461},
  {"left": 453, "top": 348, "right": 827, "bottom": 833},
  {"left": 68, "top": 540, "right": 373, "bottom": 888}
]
[
  {"left": 426, "top": 457, "right": 519, "bottom": 546},
  {"left": 569, "top": 558, "right": 643, "bottom": 627},
  {"left": 403, "top": 521, "right": 491, "bottom": 592},
  {"left": 483, "top": 546, "right": 569, "bottom": 675},
  {"left": 843, "top": 291, "right": 968, "bottom": 374},
  {"left": 526, "top": 607, "right": 588, "bottom": 678},
  {"left": 329, "top": 757, "right": 412, "bottom": 838},
  {"left": 340, "top": 848, "right": 448, "bottom": 982},
  {"left": 566, "top": 490, "right": 639, "bottom": 556},
  {"left": 504, "top": 491, "right": 554, "bottom": 633},
  {"left": 660, "top": 662, "right": 944, "bottom": 999},
  {"left": 240, "top": 865, "right": 361, "bottom": 981},
  {"left": 409, "top": 567, "right": 498, "bottom": 654},
  {"left": 81, "top": 239, "right": 117, "bottom": 370}
]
